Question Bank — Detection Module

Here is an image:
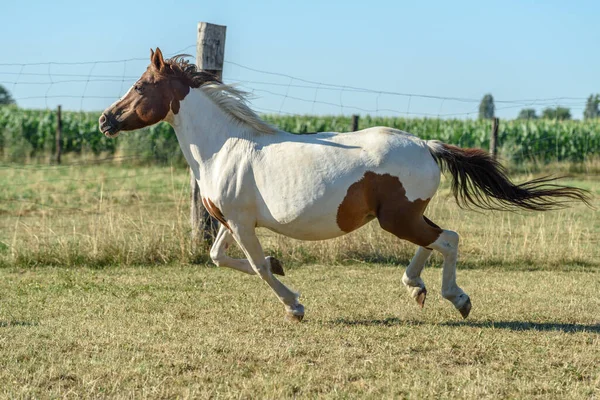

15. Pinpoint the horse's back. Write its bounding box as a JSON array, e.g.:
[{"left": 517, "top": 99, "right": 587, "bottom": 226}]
[{"left": 267, "top": 126, "right": 432, "bottom": 171}]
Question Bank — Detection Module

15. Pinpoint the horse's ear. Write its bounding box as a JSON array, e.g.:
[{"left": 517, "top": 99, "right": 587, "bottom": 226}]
[
  {"left": 150, "top": 48, "right": 155, "bottom": 59},
  {"left": 151, "top": 47, "right": 165, "bottom": 71}
]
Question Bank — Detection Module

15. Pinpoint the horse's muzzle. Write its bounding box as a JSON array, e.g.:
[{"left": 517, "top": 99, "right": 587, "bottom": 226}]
[{"left": 99, "top": 113, "right": 120, "bottom": 138}]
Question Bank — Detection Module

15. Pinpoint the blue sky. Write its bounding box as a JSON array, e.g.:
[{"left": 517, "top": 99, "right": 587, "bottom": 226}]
[{"left": 1, "top": 0, "right": 598, "bottom": 119}]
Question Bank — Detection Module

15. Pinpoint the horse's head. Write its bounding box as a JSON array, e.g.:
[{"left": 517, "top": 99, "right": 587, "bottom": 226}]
[{"left": 99, "top": 48, "right": 195, "bottom": 138}]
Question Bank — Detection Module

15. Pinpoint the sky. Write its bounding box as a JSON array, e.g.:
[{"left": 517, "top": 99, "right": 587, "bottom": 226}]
[{"left": 1, "top": 0, "right": 598, "bottom": 119}]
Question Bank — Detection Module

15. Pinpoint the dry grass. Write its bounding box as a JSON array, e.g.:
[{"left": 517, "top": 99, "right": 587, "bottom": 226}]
[
  {"left": 0, "top": 162, "right": 599, "bottom": 398},
  {"left": 0, "top": 164, "right": 194, "bottom": 267},
  {"left": 504, "top": 155, "right": 600, "bottom": 176},
  {"left": 0, "top": 163, "right": 598, "bottom": 269},
  {"left": 0, "top": 265, "right": 599, "bottom": 398}
]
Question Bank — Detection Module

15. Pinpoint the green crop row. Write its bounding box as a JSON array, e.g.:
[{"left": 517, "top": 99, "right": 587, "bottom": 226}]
[{"left": 1, "top": 107, "right": 599, "bottom": 164}]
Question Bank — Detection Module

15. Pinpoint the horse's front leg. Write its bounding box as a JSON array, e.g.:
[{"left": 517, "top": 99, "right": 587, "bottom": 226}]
[
  {"left": 228, "top": 221, "right": 304, "bottom": 321},
  {"left": 210, "top": 224, "right": 285, "bottom": 276}
]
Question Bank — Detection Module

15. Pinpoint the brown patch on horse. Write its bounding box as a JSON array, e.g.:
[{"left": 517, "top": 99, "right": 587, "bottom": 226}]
[
  {"left": 421, "top": 216, "right": 441, "bottom": 249},
  {"left": 423, "top": 216, "right": 440, "bottom": 229},
  {"left": 202, "top": 198, "right": 231, "bottom": 231},
  {"left": 337, "top": 172, "right": 442, "bottom": 247}
]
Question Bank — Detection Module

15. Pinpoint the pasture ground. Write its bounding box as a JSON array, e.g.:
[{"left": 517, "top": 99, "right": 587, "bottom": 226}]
[
  {"left": 0, "top": 163, "right": 599, "bottom": 398},
  {"left": 1, "top": 265, "right": 599, "bottom": 398}
]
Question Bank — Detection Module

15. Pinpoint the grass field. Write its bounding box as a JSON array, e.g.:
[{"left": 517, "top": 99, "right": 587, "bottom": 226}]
[
  {"left": 1, "top": 266, "right": 599, "bottom": 398},
  {"left": 0, "top": 162, "right": 599, "bottom": 398}
]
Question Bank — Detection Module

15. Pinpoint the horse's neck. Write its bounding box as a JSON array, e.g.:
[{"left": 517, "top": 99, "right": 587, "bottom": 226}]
[{"left": 170, "top": 88, "right": 250, "bottom": 178}]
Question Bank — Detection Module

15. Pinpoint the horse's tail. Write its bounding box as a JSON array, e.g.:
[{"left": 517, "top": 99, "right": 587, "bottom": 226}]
[{"left": 425, "top": 140, "right": 591, "bottom": 211}]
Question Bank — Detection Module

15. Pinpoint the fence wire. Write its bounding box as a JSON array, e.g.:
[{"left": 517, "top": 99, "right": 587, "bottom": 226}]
[{"left": 0, "top": 49, "right": 590, "bottom": 118}]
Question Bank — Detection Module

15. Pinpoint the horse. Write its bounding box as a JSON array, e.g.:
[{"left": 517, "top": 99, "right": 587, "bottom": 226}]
[{"left": 99, "top": 48, "right": 589, "bottom": 321}]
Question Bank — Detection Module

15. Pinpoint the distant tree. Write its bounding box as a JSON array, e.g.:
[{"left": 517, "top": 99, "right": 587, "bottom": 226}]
[
  {"left": 517, "top": 108, "right": 538, "bottom": 120},
  {"left": 542, "top": 107, "right": 571, "bottom": 120},
  {"left": 0, "top": 84, "right": 15, "bottom": 106},
  {"left": 478, "top": 94, "right": 495, "bottom": 120},
  {"left": 583, "top": 94, "right": 600, "bottom": 120}
]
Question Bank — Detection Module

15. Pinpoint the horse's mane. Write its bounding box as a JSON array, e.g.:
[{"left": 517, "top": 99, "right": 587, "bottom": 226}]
[{"left": 164, "top": 55, "right": 278, "bottom": 135}]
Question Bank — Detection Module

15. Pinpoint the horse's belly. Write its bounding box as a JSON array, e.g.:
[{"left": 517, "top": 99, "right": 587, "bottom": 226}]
[
  {"left": 260, "top": 214, "right": 347, "bottom": 241},
  {"left": 257, "top": 189, "right": 351, "bottom": 240}
]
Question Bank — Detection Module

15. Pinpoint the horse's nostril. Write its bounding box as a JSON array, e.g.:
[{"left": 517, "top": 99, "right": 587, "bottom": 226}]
[{"left": 99, "top": 114, "right": 107, "bottom": 124}]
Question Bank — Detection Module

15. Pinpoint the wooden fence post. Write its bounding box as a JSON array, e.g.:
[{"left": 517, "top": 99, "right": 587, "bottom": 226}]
[
  {"left": 490, "top": 117, "right": 499, "bottom": 159},
  {"left": 351, "top": 114, "right": 359, "bottom": 131},
  {"left": 56, "top": 105, "right": 62, "bottom": 164},
  {"left": 190, "top": 22, "right": 227, "bottom": 247}
]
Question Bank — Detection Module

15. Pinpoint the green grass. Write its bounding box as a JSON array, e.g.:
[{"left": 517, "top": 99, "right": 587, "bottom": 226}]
[{"left": 1, "top": 265, "right": 599, "bottom": 398}]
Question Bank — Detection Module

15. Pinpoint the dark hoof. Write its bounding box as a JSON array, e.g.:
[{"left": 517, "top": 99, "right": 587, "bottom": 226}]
[
  {"left": 458, "top": 297, "right": 472, "bottom": 319},
  {"left": 285, "top": 313, "right": 304, "bottom": 323},
  {"left": 267, "top": 256, "right": 285, "bottom": 276},
  {"left": 416, "top": 287, "right": 427, "bottom": 309},
  {"left": 285, "top": 304, "right": 305, "bottom": 323}
]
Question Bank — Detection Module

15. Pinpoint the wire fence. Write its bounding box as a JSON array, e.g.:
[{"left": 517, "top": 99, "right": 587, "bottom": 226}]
[{"left": 0, "top": 45, "right": 592, "bottom": 118}]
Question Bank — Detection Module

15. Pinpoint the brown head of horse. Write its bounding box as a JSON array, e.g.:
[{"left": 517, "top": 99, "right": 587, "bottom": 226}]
[{"left": 99, "top": 48, "right": 215, "bottom": 137}]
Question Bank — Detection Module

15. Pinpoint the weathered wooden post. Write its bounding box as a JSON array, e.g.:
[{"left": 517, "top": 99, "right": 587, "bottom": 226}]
[
  {"left": 190, "top": 22, "right": 226, "bottom": 248},
  {"left": 351, "top": 114, "right": 359, "bottom": 132},
  {"left": 490, "top": 117, "right": 499, "bottom": 159},
  {"left": 55, "top": 105, "right": 62, "bottom": 164}
]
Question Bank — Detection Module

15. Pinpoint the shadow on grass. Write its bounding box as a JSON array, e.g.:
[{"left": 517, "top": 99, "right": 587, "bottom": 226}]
[
  {"left": 331, "top": 318, "right": 600, "bottom": 333},
  {"left": 0, "top": 320, "right": 39, "bottom": 328},
  {"left": 331, "top": 317, "right": 425, "bottom": 327},
  {"left": 457, "top": 258, "right": 599, "bottom": 271},
  {"left": 443, "top": 320, "right": 600, "bottom": 333},
  {"left": 280, "top": 256, "right": 599, "bottom": 271}
]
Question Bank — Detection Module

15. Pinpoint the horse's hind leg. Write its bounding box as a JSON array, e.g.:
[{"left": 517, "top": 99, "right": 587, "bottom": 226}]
[
  {"left": 429, "top": 229, "right": 471, "bottom": 318},
  {"left": 378, "top": 211, "right": 438, "bottom": 309},
  {"left": 378, "top": 207, "right": 471, "bottom": 318},
  {"left": 402, "top": 246, "right": 432, "bottom": 308}
]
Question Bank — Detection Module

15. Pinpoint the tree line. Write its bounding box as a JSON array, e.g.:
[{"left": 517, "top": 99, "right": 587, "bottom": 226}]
[
  {"left": 479, "top": 93, "right": 600, "bottom": 120},
  {"left": 0, "top": 85, "right": 15, "bottom": 106}
]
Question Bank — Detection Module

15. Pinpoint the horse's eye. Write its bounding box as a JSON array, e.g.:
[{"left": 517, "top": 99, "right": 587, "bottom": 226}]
[{"left": 134, "top": 85, "right": 144, "bottom": 94}]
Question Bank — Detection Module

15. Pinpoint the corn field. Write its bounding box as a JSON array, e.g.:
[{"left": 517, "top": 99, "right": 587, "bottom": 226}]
[{"left": 1, "top": 106, "right": 599, "bottom": 164}]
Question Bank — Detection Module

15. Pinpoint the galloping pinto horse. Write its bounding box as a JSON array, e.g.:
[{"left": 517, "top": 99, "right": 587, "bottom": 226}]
[{"left": 99, "top": 49, "right": 589, "bottom": 321}]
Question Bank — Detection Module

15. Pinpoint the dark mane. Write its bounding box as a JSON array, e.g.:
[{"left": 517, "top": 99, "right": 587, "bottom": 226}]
[{"left": 163, "top": 55, "right": 221, "bottom": 88}]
